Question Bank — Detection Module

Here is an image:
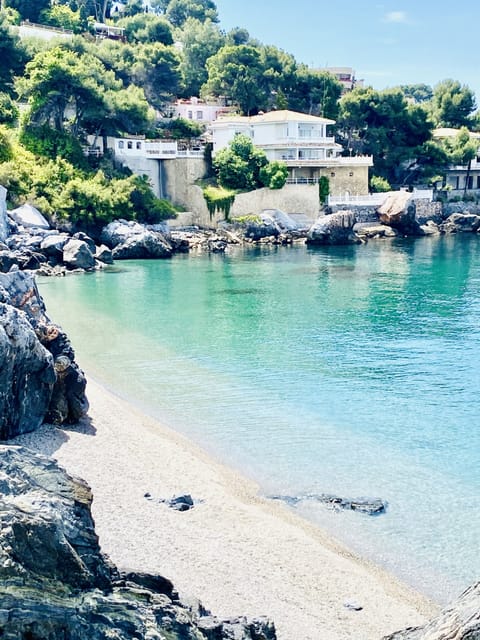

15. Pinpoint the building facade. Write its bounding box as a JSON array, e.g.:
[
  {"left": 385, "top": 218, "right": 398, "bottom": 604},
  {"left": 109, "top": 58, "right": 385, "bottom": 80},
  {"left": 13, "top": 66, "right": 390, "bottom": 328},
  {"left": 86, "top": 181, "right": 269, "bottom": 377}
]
[
  {"left": 433, "top": 128, "right": 480, "bottom": 196},
  {"left": 209, "top": 110, "right": 372, "bottom": 196}
]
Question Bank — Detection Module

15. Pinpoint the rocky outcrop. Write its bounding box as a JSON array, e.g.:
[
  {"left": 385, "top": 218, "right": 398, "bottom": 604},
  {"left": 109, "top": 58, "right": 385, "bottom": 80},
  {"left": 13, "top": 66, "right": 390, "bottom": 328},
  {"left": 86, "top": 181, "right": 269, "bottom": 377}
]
[
  {"left": 0, "top": 445, "right": 276, "bottom": 640},
  {"left": 9, "top": 203, "right": 50, "bottom": 230},
  {"left": 63, "top": 238, "right": 96, "bottom": 270},
  {"left": 382, "top": 582, "right": 480, "bottom": 639},
  {"left": 270, "top": 493, "right": 387, "bottom": 516},
  {"left": 440, "top": 212, "right": 480, "bottom": 234},
  {"left": 101, "top": 219, "right": 174, "bottom": 259},
  {"left": 0, "top": 270, "right": 88, "bottom": 436},
  {"left": 306, "top": 210, "right": 359, "bottom": 245}
]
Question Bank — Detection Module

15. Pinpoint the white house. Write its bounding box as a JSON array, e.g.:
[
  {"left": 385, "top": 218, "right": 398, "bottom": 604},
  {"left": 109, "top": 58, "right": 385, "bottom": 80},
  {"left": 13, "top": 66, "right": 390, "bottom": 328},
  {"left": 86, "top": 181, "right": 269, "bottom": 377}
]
[
  {"left": 433, "top": 128, "right": 480, "bottom": 195},
  {"left": 209, "top": 110, "right": 373, "bottom": 195},
  {"left": 165, "top": 97, "right": 234, "bottom": 124}
]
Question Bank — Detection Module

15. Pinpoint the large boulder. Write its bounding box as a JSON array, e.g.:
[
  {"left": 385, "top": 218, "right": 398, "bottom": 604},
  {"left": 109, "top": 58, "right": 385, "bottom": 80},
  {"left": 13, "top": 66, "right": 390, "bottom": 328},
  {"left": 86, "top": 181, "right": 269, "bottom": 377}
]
[
  {"left": 0, "top": 185, "right": 8, "bottom": 242},
  {"left": 63, "top": 238, "right": 96, "bottom": 270},
  {"left": 112, "top": 229, "right": 173, "bottom": 259},
  {"left": 0, "top": 445, "right": 277, "bottom": 640},
  {"left": 0, "top": 304, "right": 55, "bottom": 439},
  {"left": 377, "top": 192, "right": 422, "bottom": 236},
  {"left": 40, "top": 233, "right": 70, "bottom": 258},
  {"left": 100, "top": 219, "right": 147, "bottom": 247},
  {"left": 440, "top": 212, "right": 480, "bottom": 234},
  {"left": 0, "top": 271, "right": 88, "bottom": 433},
  {"left": 306, "top": 210, "right": 359, "bottom": 245},
  {"left": 382, "top": 582, "right": 480, "bottom": 640},
  {"left": 9, "top": 203, "right": 50, "bottom": 230}
]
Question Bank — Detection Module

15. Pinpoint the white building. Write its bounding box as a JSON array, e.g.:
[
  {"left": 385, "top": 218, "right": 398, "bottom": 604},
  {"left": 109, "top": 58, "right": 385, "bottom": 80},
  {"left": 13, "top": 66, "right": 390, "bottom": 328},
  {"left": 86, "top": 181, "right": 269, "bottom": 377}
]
[
  {"left": 209, "top": 110, "right": 372, "bottom": 195},
  {"left": 433, "top": 128, "right": 480, "bottom": 195},
  {"left": 166, "top": 98, "right": 234, "bottom": 124}
]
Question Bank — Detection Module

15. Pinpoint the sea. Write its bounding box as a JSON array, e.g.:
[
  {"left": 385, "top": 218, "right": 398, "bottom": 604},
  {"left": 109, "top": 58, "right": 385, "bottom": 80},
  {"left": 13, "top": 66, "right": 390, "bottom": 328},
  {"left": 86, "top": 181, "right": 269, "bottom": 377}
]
[{"left": 37, "top": 234, "right": 480, "bottom": 605}]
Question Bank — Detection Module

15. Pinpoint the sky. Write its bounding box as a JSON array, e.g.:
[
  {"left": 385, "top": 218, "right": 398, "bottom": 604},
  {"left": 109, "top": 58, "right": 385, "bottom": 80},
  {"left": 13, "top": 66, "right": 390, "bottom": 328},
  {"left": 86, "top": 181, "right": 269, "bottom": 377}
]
[{"left": 214, "top": 0, "right": 480, "bottom": 104}]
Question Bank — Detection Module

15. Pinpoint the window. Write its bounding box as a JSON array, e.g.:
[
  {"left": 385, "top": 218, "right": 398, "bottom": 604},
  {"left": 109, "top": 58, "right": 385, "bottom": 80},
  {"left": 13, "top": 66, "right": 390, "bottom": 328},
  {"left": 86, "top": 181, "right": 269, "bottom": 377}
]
[
  {"left": 330, "top": 172, "right": 336, "bottom": 177},
  {"left": 187, "top": 110, "right": 193, "bottom": 119},
  {"left": 127, "top": 141, "right": 133, "bottom": 149},
  {"left": 477, "top": 176, "right": 480, "bottom": 189},
  {"left": 467, "top": 175, "right": 474, "bottom": 190},
  {"left": 118, "top": 140, "right": 124, "bottom": 149},
  {"left": 349, "top": 171, "right": 354, "bottom": 177},
  {"left": 136, "top": 141, "right": 142, "bottom": 150},
  {"left": 196, "top": 111, "right": 203, "bottom": 120}
]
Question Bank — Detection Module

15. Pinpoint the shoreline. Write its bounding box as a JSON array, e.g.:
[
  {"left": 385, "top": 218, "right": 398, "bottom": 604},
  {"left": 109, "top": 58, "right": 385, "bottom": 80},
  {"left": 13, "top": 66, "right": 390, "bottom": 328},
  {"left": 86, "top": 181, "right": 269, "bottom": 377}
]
[{"left": 14, "top": 375, "right": 438, "bottom": 640}]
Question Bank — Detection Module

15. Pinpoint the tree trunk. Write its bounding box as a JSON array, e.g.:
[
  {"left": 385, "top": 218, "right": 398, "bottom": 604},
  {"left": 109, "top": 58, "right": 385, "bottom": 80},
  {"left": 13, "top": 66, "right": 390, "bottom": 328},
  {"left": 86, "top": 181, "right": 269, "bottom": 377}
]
[{"left": 463, "top": 159, "right": 472, "bottom": 199}]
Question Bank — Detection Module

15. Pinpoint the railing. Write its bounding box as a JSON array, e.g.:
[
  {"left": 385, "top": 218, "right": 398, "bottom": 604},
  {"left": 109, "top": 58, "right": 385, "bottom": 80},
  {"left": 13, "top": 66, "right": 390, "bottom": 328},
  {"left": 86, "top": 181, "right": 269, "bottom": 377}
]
[
  {"left": 20, "top": 20, "right": 73, "bottom": 34},
  {"left": 412, "top": 189, "right": 433, "bottom": 201},
  {"left": 328, "top": 193, "right": 389, "bottom": 206},
  {"left": 286, "top": 178, "right": 319, "bottom": 185}
]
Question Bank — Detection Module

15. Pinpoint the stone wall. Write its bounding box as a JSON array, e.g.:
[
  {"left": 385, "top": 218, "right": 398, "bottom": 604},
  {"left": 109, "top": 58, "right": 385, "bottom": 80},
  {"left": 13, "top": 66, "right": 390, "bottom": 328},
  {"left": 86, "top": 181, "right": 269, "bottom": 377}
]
[
  {"left": 230, "top": 184, "right": 320, "bottom": 222},
  {"left": 318, "top": 165, "right": 370, "bottom": 197},
  {"left": 414, "top": 200, "right": 443, "bottom": 224},
  {"left": 0, "top": 186, "right": 8, "bottom": 242}
]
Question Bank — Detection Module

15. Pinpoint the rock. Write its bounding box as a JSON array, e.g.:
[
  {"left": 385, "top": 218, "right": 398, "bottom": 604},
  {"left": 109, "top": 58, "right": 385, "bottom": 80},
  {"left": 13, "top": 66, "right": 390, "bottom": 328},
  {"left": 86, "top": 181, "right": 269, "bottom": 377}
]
[
  {"left": 95, "top": 243, "right": 114, "bottom": 264},
  {"left": 207, "top": 238, "right": 227, "bottom": 252},
  {"left": 382, "top": 581, "right": 480, "bottom": 640},
  {"left": 100, "top": 219, "right": 147, "bottom": 248},
  {"left": 0, "top": 270, "right": 88, "bottom": 432},
  {"left": 440, "top": 213, "right": 480, "bottom": 234},
  {"left": 8, "top": 203, "right": 50, "bottom": 230},
  {"left": 0, "top": 305, "right": 56, "bottom": 439},
  {"left": 378, "top": 192, "right": 422, "bottom": 236},
  {"left": 344, "top": 600, "right": 363, "bottom": 611},
  {"left": 354, "top": 223, "right": 399, "bottom": 239},
  {"left": 161, "top": 494, "right": 196, "bottom": 511},
  {"left": 0, "top": 445, "right": 277, "bottom": 640},
  {"left": 63, "top": 238, "right": 96, "bottom": 270},
  {"left": 112, "top": 229, "right": 173, "bottom": 259},
  {"left": 40, "top": 233, "right": 70, "bottom": 258},
  {"left": 306, "top": 210, "right": 360, "bottom": 245},
  {"left": 244, "top": 213, "right": 280, "bottom": 241},
  {"left": 0, "top": 185, "right": 8, "bottom": 242},
  {"left": 72, "top": 231, "right": 96, "bottom": 253},
  {"left": 269, "top": 493, "right": 387, "bottom": 515}
]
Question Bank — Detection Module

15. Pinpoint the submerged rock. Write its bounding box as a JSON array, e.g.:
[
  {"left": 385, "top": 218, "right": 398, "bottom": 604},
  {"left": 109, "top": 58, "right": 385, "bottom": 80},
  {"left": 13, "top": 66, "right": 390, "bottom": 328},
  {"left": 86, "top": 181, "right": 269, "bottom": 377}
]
[
  {"left": 269, "top": 493, "right": 387, "bottom": 515},
  {"left": 0, "top": 445, "right": 277, "bottom": 640}
]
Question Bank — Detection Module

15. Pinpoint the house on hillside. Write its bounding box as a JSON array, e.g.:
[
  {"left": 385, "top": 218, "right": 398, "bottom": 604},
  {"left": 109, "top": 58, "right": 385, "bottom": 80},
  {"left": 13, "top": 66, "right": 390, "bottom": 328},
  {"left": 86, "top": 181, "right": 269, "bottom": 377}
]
[
  {"left": 433, "top": 128, "right": 480, "bottom": 196},
  {"left": 164, "top": 97, "right": 234, "bottom": 124},
  {"left": 323, "top": 67, "right": 364, "bottom": 93},
  {"left": 209, "top": 110, "right": 372, "bottom": 196}
]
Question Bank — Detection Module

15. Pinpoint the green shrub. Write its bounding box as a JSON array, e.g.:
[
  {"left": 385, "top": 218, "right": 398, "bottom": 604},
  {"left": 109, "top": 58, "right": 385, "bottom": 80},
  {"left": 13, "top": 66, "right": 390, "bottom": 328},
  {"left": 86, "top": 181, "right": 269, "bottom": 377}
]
[
  {"left": 203, "top": 185, "right": 236, "bottom": 220},
  {"left": 259, "top": 160, "right": 288, "bottom": 189},
  {"left": 318, "top": 175, "right": 329, "bottom": 204},
  {"left": 20, "top": 124, "right": 88, "bottom": 168},
  {"left": 370, "top": 175, "right": 391, "bottom": 192}
]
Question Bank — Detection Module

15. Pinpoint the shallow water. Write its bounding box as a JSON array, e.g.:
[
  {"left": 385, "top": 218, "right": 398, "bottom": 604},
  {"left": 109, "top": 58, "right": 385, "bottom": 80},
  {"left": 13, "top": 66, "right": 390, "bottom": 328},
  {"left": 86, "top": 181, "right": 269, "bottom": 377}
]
[{"left": 38, "top": 235, "right": 480, "bottom": 603}]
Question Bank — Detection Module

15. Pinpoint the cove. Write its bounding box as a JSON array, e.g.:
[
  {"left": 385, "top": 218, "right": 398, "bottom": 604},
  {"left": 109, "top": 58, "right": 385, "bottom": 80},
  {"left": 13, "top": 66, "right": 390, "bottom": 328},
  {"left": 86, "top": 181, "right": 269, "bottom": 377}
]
[{"left": 38, "top": 234, "right": 480, "bottom": 604}]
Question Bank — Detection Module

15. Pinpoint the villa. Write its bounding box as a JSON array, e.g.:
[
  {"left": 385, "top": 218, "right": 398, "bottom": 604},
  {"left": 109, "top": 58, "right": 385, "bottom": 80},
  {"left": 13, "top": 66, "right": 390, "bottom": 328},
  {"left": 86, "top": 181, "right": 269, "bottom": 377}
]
[
  {"left": 209, "top": 110, "right": 373, "bottom": 196},
  {"left": 433, "top": 128, "right": 480, "bottom": 196}
]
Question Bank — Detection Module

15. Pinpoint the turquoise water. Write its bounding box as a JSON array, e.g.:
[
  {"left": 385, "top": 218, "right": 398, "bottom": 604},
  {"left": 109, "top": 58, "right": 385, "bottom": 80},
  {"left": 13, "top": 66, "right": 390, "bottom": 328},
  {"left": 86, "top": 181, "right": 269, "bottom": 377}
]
[{"left": 38, "top": 235, "right": 480, "bottom": 604}]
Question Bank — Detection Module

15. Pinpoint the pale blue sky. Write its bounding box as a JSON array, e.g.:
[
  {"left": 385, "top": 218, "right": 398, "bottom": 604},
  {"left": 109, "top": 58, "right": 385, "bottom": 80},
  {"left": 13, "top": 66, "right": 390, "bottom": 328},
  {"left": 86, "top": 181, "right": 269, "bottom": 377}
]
[{"left": 215, "top": 0, "right": 480, "bottom": 105}]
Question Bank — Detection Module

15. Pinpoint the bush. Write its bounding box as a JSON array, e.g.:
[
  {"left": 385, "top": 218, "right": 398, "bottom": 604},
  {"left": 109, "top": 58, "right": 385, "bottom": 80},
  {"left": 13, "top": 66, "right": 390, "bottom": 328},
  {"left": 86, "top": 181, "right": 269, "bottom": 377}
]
[
  {"left": 213, "top": 134, "right": 268, "bottom": 191},
  {"left": 318, "top": 175, "right": 329, "bottom": 204},
  {"left": 0, "top": 126, "right": 14, "bottom": 163},
  {"left": 20, "top": 125, "right": 88, "bottom": 168},
  {"left": 0, "top": 93, "right": 19, "bottom": 127},
  {"left": 370, "top": 175, "right": 391, "bottom": 192},
  {"left": 203, "top": 185, "right": 236, "bottom": 219},
  {"left": 259, "top": 160, "right": 288, "bottom": 189}
]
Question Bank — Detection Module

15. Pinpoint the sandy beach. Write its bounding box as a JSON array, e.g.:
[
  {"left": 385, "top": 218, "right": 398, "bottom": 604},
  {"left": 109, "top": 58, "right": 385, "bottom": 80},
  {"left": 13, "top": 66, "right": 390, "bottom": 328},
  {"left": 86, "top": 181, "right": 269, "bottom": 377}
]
[{"left": 14, "top": 376, "right": 438, "bottom": 640}]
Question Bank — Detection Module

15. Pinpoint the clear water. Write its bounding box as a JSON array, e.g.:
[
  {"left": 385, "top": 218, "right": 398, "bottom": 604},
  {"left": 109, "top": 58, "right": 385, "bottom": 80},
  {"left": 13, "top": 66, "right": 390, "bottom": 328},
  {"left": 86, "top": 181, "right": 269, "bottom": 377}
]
[{"left": 37, "top": 235, "right": 480, "bottom": 604}]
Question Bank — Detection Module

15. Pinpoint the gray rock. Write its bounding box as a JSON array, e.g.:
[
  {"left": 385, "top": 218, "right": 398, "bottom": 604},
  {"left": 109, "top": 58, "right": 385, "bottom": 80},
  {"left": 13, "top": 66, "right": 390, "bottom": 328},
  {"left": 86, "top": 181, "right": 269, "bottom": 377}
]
[
  {"left": 269, "top": 493, "right": 387, "bottom": 515},
  {"left": 0, "top": 304, "right": 55, "bottom": 439},
  {"left": 95, "top": 243, "right": 114, "bottom": 264},
  {"left": 9, "top": 203, "right": 50, "bottom": 230},
  {"left": 72, "top": 231, "right": 96, "bottom": 253},
  {"left": 440, "top": 213, "right": 480, "bottom": 234},
  {"left": 63, "top": 238, "right": 96, "bottom": 270},
  {"left": 0, "top": 271, "right": 88, "bottom": 432},
  {"left": 306, "top": 211, "right": 359, "bottom": 245},
  {"left": 100, "top": 219, "right": 147, "bottom": 247},
  {"left": 40, "top": 233, "right": 70, "bottom": 258},
  {"left": 112, "top": 229, "right": 173, "bottom": 259},
  {"left": 0, "top": 185, "right": 8, "bottom": 242},
  {"left": 0, "top": 445, "right": 277, "bottom": 640},
  {"left": 382, "top": 581, "right": 480, "bottom": 639},
  {"left": 354, "top": 223, "right": 399, "bottom": 239},
  {"left": 377, "top": 192, "right": 422, "bottom": 236}
]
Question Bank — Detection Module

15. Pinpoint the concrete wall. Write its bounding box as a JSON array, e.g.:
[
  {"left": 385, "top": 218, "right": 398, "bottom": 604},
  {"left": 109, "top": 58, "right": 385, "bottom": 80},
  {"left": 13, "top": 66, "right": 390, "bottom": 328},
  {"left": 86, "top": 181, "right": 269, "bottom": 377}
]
[
  {"left": 0, "top": 186, "right": 8, "bottom": 242},
  {"left": 230, "top": 184, "right": 320, "bottom": 221},
  {"left": 318, "top": 165, "right": 369, "bottom": 196}
]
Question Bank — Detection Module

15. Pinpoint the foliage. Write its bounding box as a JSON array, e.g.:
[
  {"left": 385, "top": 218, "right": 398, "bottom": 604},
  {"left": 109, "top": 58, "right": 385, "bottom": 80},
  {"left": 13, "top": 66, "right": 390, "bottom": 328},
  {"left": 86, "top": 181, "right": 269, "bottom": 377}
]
[
  {"left": 165, "top": 0, "right": 219, "bottom": 28},
  {"left": 318, "top": 175, "right": 329, "bottom": 204},
  {"left": 161, "top": 117, "right": 202, "bottom": 138},
  {"left": 213, "top": 134, "right": 269, "bottom": 190},
  {"left": 288, "top": 67, "right": 341, "bottom": 120},
  {"left": 116, "top": 13, "right": 173, "bottom": 44},
  {"left": 0, "top": 17, "right": 26, "bottom": 95},
  {"left": 0, "top": 126, "right": 14, "bottom": 163},
  {"left": 430, "top": 79, "right": 477, "bottom": 128},
  {"left": 337, "top": 86, "right": 433, "bottom": 183},
  {"left": 176, "top": 17, "right": 225, "bottom": 97},
  {"left": 19, "top": 123, "right": 88, "bottom": 166},
  {"left": 202, "top": 185, "right": 235, "bottom": 219},
  {"left": 40, "top": 5, "right": 83, "bottom": 32},
  {"left": 442, "top": 127, "right": 478, "bottom": 165},
  {"left": 203, "top": 45, "right": 265, "bottom": 115},
  {"left": 0, "top": 92, "right": 19, "bottom": 126},
  {"left": 259, "top": 160, "right": 288, "bottom": 189},
  {"left": 370, "top": 175, "right": 391, "bottom": 192},
  {"left": 130, "top": 42, "right": 181, "bottom": 108},
  {"left": 398, "top": 84, "right": 433, "bottom": 104},
  {"left": 4, "top": 0, "right": 50, "bottom": 22}
]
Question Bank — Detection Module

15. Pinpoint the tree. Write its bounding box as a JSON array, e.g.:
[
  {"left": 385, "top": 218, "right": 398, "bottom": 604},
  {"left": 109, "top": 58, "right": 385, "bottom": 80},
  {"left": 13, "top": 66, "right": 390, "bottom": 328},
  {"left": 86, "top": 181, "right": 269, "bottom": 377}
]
[
  {"left": 337, "top": 87, "right": 433, "bottom": 183},
  {"left": 203, "top": 45, "right": 265, "bottom": 115},
  {"left": 288, "top": 66, "right": 341, "bottom": 119},
  {"left": 442, "top": 127, "right": 478, "bottom": 196},
  {"left": 117, "top": 13, "right": 173, "bottom": 44},
  {"left": 258, "top": 45, "right": 297, "bottom": 111},
  {"left": 0, "top": 92, "right": 19, "bottom": 126},
  {"left": 213, "top": 134, "right": 268, "bottom": 190},
  {"left": 398, "top": 84, "right": 433, "bottom": 104},
  {"left": 259, "top": 160, "right": 288, "bottom": 189},
  {"left": 165, "top": 0, "right": 218, "bottom": 27},
  {"left": 40, "top": 5, "right": 84, "bottom": 32},
  {"left": 226, "top": 27, "right": 250, "bottom": 46},
  {"left": 430, "top": 79, "right": 477, "bottom": 128},
  {"left": 4, "top": 0, "right": 50, "bottom": 22},
  {"left": 176, "top": 17, "right": 225, "bottom": 97},
  {"left": 370, "top": 176, "right": 391, "bottom": 192},
  {"left": 130, "top": 43, "right": 181, "bottom": 108},
  {"left": 0, "top": 17, "right": 26, "bottom": 95}
]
